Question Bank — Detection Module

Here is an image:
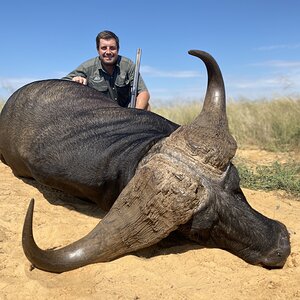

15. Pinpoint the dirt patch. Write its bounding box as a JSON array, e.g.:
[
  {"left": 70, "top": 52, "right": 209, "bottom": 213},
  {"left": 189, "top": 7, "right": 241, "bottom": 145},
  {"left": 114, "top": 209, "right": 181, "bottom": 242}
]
[
  {"left": 235, "top": 148, "right": 300, "bottom": 167},
  {"left": 0, "top": 152, "right": 300, "bottom": 300}
]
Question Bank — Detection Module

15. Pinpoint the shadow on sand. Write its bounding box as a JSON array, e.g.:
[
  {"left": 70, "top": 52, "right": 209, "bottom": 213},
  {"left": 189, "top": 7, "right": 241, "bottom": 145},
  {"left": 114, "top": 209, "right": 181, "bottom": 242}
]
[
  {"left": 20, "top": 177, "right": 106, "bottom": 219},
  {"left": 19, "top": 176, "right": 204, "bottom": 259}
]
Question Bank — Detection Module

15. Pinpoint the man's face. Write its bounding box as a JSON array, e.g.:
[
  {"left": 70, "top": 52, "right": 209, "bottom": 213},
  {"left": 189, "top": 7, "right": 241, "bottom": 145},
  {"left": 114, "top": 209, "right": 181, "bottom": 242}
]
[{"left": 98, "top": 38, "right": 119, "bottom": 66}]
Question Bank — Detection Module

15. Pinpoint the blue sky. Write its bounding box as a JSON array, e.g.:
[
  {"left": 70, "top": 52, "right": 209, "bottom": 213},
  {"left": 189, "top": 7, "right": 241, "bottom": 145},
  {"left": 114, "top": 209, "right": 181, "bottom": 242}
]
[{"left": 1, "top": 0, "right": 300, "bottom": 103}]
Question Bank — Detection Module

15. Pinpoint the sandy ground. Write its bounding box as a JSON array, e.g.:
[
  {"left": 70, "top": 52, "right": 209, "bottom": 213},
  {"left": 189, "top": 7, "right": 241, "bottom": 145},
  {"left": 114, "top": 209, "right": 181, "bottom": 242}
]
[{"left": 0, "top": 150, "right": 299, "bottom": 300}]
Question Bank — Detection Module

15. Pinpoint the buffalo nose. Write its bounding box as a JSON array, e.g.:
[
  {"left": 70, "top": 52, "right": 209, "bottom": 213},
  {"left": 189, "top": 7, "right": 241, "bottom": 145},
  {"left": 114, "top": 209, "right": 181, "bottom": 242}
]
[{"left": 261, "top": 230, "right": 291, "bottom": 268}]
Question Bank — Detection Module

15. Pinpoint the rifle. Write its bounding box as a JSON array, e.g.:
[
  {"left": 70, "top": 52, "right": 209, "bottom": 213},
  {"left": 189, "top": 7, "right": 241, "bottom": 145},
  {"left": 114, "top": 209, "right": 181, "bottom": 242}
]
[{"left": 129, "top": 48, "right": 142, "bottom": 108}]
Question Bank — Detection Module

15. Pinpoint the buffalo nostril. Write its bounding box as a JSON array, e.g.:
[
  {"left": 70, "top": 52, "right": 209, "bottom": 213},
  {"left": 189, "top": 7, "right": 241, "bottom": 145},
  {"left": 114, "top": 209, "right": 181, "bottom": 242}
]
[{"left": 263, "top": 243, "right": 291, "bottom": 268}]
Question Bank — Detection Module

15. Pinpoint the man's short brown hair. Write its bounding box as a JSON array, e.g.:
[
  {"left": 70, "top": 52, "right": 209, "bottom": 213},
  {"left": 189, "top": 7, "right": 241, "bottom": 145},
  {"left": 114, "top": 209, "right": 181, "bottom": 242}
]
[{"left": 96, "top": 30, "right": 120, "bottom": 50}]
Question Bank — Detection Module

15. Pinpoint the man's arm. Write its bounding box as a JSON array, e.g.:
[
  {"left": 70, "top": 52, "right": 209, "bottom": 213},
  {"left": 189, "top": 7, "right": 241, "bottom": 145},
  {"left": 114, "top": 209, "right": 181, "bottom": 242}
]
[
  {"left": 61, "top": 59, "right": 93, "bottom": 85},
  {"left": 62, "top": 70, "right": 87, "bottom": 85},
  {"left": 136, "top": 90, "right": 151, "bottom": 110},
  {"left": 134, "top": 74, "right": 151, "bottom": 110}
]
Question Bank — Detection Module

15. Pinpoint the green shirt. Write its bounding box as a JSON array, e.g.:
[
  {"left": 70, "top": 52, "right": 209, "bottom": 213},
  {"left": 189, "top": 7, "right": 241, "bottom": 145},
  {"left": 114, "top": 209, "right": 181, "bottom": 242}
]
[{"left": 62, "top": 55, "right": 148, "bottom": 107}]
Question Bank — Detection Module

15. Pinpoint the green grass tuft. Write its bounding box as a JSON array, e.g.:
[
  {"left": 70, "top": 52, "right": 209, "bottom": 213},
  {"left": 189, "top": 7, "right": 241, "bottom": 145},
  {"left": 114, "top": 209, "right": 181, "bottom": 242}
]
[{"left": 236, "top": 161, "right": 300, "bottom": 197}]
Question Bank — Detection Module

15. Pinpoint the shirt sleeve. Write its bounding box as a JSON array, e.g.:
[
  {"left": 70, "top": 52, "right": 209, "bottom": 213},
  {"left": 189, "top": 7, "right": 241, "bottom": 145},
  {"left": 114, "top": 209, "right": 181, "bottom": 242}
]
[
  {"left": 137, "top": 74, "right": 148, "bottom": 94},
  {"left": 61, "top": 63, "right": 89, "bottom": 81}
]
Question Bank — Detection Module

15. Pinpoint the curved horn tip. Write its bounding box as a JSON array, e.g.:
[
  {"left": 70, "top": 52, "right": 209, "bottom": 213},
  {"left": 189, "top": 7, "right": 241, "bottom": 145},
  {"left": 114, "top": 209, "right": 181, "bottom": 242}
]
[
  {"left": 22, "top": 198, "right": 35, "bottom": 248},
  {"left": 25, "top": 198, "right": 35, "bottom": 220},
  {"left": 188, "top": 49, "right": 210, "bottom": 58}
]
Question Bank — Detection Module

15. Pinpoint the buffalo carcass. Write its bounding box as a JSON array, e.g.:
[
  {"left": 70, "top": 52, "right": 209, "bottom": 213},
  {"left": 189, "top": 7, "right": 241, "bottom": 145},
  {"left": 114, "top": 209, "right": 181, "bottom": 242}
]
[{"left": 0, "top": 50, "right": 290, "bottom": 273}]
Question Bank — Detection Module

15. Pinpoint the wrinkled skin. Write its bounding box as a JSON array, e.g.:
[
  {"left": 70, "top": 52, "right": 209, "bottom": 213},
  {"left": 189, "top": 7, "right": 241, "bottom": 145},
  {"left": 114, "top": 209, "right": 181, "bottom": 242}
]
[
  {"left": 0, "top": 80, "right": 178, "bottom": 211},
  {"left": 0, "top": 50, "right": 290, "bottom": 273}
]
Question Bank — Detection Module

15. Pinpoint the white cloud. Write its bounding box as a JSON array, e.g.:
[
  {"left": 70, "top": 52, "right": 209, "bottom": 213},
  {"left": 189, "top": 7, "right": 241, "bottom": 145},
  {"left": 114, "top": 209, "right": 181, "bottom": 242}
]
[
  {"left": 150, "top": 86, "right": 204, "bottom": 101},
  {"left": 251, "top": 60, "right": 300, "bottom": 68},
  {"left": 230, "top": 78, "right": 275, "bottom": 89},
  {"left": 0, "top": 77, "right": 38, "bottom": 95},
  {"left": 255, "top": 43, "right": 300, "bottom": 51},
  {"left": 237, "top": 59, "right": 300, "bottom": 96},
  {"left": 141, "top": 65, "right": 201, "bottom": 78},
  {"left": 226, "top": 71, "right": 300, "bottom": 99}
]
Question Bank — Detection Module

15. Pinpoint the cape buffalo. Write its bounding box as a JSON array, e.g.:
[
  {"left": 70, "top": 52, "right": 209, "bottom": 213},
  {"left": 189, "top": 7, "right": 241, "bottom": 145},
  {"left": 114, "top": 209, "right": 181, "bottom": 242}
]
[{"left": 0, "top": 50, "right": 291, "bottom": 273}]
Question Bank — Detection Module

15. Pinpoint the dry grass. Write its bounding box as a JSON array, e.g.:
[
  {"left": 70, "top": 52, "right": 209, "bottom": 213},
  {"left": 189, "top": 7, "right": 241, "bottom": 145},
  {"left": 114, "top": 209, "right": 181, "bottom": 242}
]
[
  {"left": 153, "top": 102, "right": 200, "bottom": 125},
  {"left": 227, "top": 98, "right": 300, "bottom": 151},
  {"left": 154, "top": 97, "right": 300, "bottom": 151}
]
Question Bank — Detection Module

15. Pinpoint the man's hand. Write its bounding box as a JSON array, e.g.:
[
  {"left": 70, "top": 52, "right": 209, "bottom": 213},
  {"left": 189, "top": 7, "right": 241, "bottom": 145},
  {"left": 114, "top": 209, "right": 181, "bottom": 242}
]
[{"left": 72, "top": 76, "right": 87, "bottom": 85}]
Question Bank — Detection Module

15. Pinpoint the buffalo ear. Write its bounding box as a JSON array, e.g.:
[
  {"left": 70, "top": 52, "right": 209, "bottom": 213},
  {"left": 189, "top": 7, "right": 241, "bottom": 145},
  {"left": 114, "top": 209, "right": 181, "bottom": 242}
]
[{"left": 179, "top": 190, "right": 218, "bottom": 243}]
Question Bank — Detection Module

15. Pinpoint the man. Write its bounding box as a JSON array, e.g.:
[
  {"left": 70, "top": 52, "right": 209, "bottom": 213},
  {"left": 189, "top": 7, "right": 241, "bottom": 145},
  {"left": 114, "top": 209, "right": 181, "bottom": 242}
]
[{"left": 62, "top": 30, "right": 150, "bottom": 110}]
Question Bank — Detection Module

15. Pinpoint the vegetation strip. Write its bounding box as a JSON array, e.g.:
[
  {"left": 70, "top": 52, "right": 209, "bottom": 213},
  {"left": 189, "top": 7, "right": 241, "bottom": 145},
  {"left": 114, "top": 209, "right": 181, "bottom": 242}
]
[{"left": 236, "top": 161, "right": 300, "bottom": 197}]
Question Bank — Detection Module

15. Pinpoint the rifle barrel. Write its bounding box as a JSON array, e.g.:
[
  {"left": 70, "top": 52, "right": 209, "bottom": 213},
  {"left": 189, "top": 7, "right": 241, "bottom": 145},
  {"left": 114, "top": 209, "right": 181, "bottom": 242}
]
[{"left": 129, "top": 48, "right": 142, "bottom": 108}]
